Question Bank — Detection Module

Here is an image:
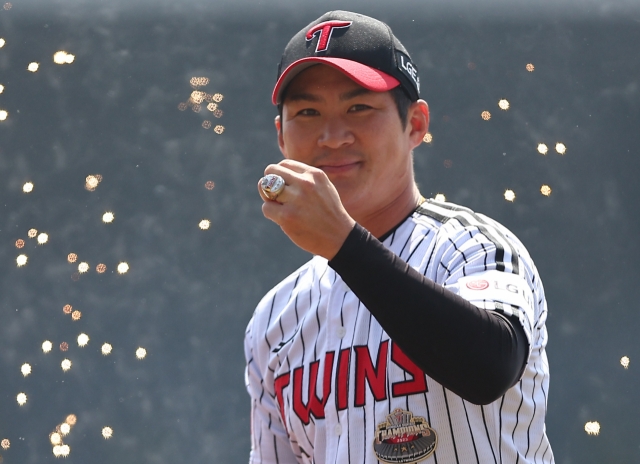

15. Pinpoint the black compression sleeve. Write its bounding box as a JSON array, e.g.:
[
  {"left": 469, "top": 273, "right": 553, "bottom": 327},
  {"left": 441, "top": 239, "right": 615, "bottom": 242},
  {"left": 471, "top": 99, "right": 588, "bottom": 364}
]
[{"left": 328, "top": 223, "right": 528, "bottom": 405}]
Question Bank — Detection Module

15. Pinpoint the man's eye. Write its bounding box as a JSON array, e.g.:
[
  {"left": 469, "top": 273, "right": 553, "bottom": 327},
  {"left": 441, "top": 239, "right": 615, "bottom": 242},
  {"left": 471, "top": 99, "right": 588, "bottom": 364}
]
[
  {"left": 298, "top": 108, "right": 319, "bottom": 116},
  {"left": 349, "top": 104, "right": 371, "bottom": 112}
]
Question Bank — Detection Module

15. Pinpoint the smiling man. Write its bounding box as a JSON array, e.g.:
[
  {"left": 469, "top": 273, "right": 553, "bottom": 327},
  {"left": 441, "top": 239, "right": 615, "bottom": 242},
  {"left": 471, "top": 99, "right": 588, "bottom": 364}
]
[{"left": 245, "top": 10, "right": 553, "bottom": 464}]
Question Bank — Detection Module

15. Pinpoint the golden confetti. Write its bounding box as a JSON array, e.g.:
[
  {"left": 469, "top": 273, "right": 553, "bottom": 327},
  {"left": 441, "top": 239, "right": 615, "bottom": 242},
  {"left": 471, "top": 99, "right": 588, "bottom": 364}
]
[
  {"left": 584, "top": 421, "right": 600, "bottom": 435},
  {"left": 212, "top": 93, "right": 223, "bottom": 103},
  {"left": 23, "top": 182, "right": 34, "bottom": 193},
  {"left": 3, "top": 2, "right": 12, "bottom": 10},
  {"left": 96, "top": 263, "right": 106, "bottom": 273},
  {"left": 77, "top": 333, "right": 89, "bottom": 347},
  {"left": 0, "top": 109, "right": 7, "bottom": 121},
  {"left": 199, "top": 219, "right": 211, "bottom": 230},
  {"left": 37, "top": 233, "right": 48, "bottom": 244},
  {"left": 498, "top": 99, "right": 510, "bottom": 110},
  {"left": 78, "top": 262, "right": 89, "bottom": 273},
  {"left": 21, "top": 363, "right": 31, "bottom": 377},
  {"left": 71, "top": 310, "right": 81, "bottom": 321},
  {"left": 177, "top": 102, "right": 188, "bottom": 111},
  {"left": 555, "top": 142, "right": 567, "bottom": 155},
  {"left": 537, "top": 143, "right": 548, "bottom": 155},
  {"left": 481, "top": 111, "right": 491, "bottom": 121},
  {"left": 0, "top": 38, "right": 5, "bottom": 48},
  {"left": 504, "top": 189, "right": 516, "bottom": 202},
  {"left": 540, "top": 185, "right": 552, "bottom": 196},
  {"left": 60, "top": 342, "right": 69, "bottom": 351},
  {"left": 191, "top": 90, "right": 205, "bottom": 104},
  {"left": 117, "top": 262, "right": 129, "bottom": 274},
  {"left": 191, "top": 104, "right": 202, "bottom": 113},
  {"left": 190, "top": 77, "right": 209, "bottom": 87},
  {"left": 213, "top": 125, "right": 224, "bottom": 134},
  {"left": 101, "top": 343, "right": 112, "bottom": 356},
  {"left": 213, "top": 109, "right": 224, "bottom": 118},
  {"left": 42, "top": 340, "right": 53, "bottom": 353},
  {"left": 136, "top": 347, "right": 147, "bottom": 359},
  {"left": 59, "top": 445, "right": 70, "bottom": 457},
  {"left": 205, "top": 181, "right": 215, "bottom": 190},
  {"left": 207, "top": 102, "right": 217, "bottom": 112},
  {"left": 102, "top": 211, "right": 115, "bottom": 223},
  {"left": 85, "top": 174, "right": 100, "bottom": 190},
  {"left": 61, "top": 359, "right": 72, "bottom": 371},
  {"left": 63, "top": 304, "right": 72, "bottom": 314},
  {"left": 202, "top": 120, "right": 212, "bottom": 129},
  {"left": 53, "top": 51, "right": 74, "bottom": 64},
  {"left": 0, "top": 84, "right": 4, "bottom": 93},
  {"left": 102, "top": 426, "right": 113, "bottom": 439},
  {"left": 52, "top": 445, "right": 62, "bottom": 457},
  {"left": 67, "top": 253, "right": 77, "bottom": 263},
  {"left": 434, "top": 193, "right": 446, "bottom": 202},
  {"left": 50, "top": 432, "right": 62, "bottom": 446},
  {"left": 16, "top": 254, "right": 28, "bottom": 267},
  {"left": 16, "top": 393, "right": 27, "bottom": 406},
  {"left": 15, "top": 239, "right": 24, "bottom": 248},
  {"left": 0, "top": 439, "right": 9, "bottom": 450},
  {"left": 60, "top": 423, "right": 71, "bottom": 435},
  {"left": 27, "top": 62, "right": 39, "bottom": 72},
  {"left": 66, "top": 414, "right": 77, "bottom": 426},
  {"left": 422, "top": 133, "right": 433, "bottom": 144},
  {"left": 526, "top": 63, "right": 535, "bottom": 72},
  {"left": 28, "top": 229, "right": 37, "bottom": 238},
  {"left": 621, "top": 356, "right": 630, "bottom": 369}
]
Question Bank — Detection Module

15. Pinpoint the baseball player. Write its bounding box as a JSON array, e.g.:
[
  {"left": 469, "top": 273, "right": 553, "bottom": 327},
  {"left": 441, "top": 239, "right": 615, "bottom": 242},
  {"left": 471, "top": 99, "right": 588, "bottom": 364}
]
[{"left": 245, "top": 10, "right": 553, "bottom": 464}]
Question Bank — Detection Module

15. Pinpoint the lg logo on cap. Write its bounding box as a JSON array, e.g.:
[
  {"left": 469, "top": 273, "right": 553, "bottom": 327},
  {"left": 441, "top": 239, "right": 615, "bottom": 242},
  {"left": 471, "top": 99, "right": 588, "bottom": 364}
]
[{"left": 306, "top": 21, "right": 352, "bottom": 53}]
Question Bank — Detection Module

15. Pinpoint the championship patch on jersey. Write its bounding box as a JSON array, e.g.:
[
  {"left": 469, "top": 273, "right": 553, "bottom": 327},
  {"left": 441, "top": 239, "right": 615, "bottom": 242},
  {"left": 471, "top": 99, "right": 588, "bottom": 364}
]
[
  {"left": 455, "top": 270, "right": 534, "bottom": 313},
  {"left": 373, "top": 408, "right": 437, "bottom": 463}
]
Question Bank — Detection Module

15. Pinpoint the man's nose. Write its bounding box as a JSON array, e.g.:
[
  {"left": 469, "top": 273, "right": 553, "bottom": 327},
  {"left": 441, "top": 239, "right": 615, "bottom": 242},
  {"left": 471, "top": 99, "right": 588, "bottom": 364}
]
[{"left": 317, "top": 118, "right": 354, "bottom": 149}]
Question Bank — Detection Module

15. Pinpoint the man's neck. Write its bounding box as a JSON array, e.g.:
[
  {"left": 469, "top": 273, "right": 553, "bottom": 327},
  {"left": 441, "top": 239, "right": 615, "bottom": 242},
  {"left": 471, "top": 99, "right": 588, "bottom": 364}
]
[{"left": 356, "top": 183, "right": 422, "bottom": 239}]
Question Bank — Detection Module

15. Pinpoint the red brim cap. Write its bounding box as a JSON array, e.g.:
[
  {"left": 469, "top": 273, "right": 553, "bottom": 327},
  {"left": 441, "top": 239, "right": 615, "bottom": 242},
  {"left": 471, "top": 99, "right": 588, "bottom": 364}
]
[{"left": 272, "top": 57, "right": 400, "bottom": 105}]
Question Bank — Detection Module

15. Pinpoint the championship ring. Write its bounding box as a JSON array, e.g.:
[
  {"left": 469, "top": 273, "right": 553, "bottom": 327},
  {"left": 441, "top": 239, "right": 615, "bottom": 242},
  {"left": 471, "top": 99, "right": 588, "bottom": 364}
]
[
  {"left": 260, "top": 174, "right": 286, "bottom": 200},
  {"left": 373, "top": 409, "right": 437, "bottom": 463}
]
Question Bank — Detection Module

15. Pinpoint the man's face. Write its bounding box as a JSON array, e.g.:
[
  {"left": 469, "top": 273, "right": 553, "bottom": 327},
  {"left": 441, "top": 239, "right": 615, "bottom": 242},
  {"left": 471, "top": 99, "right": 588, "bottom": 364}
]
[{"left": 276, "top": 64, "right": 425, "bottom": 220}]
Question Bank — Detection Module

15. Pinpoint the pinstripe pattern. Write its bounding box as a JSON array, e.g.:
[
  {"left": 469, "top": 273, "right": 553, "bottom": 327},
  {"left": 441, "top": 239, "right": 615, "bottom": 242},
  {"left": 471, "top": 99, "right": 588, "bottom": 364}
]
[{"left": 245, "top": 199, "right": 554, "bottom": 463}]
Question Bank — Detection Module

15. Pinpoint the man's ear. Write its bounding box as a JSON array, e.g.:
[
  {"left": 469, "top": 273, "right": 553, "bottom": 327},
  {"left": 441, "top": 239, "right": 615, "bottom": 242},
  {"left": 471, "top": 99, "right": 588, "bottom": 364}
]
[
  {"left": 407, "top": 100, "right": 430, "bottom": 150},
  {"left": 275, "top": 115, "right": 286, "bottom": 156}
]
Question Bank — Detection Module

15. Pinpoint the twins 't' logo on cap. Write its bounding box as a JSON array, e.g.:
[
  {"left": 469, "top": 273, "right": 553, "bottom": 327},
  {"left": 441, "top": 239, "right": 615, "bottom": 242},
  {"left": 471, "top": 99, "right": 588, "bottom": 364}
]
[{"left": 305, "top": 20, "right": 352, "bottom": 53}]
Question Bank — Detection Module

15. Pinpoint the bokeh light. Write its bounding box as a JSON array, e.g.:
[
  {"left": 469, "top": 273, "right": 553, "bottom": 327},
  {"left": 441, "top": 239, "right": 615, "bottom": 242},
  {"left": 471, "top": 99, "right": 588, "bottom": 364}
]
[
  {"left": 96, "top": 263, "right": 107, "bottom": 273},
  {"left": 102, "top": 426, "right": 113, "bottom": 439},
  {"left": 15, "top": 239, "right": 24, "bottom": 248},
  {"left": 0, "top": 38, "right": 5, "bottom": 48},
  {"left": 202, "top": 120, "right": 212, "bottom": 129},
  {"left": 0, "top": 84, "right": 4, "bottom": 94},
  {"left": 3, "top": 2, "right": 12, "bottom": 10},
  {"left": 504, "top": 189, "right": 516, "bottom": 202},
  {"left": 21, "top": 363, "right": 32, "bottom": 377},
  {"left": 60, "top": 342, "right": 69, "bottom": 351},
  {"left": 72, "top": 310, "right": 82, "bottom": 321},
  {"left": 59, "top": 444, "right": 70, "bottom": 457},
  {"left": 0, "top": 439, "right": 9, "bottom": 450},
  {"left": 117, "top": 262, "right": 129, "bottom": 274},
  {"left": 67, "top": 253, "right": 77, "bottom": 263},
  {"left": 78, "top": 262, "right": 89, "bottom": 273},
  {"left": 621, "top": 356, "right": 630, "bottom": 369},
  {"left": 212, "top": 93, "right": 223, "bottom": 102},
  {"left": 102, "top": 343, "right": 112, "bottom": 355},
  {"left": 481, "top": 111, "right": 491, "bottom": 120},
  {"left": 199, "top": 219, "right": 211, "bottom": 230},
  {"left": 42, "top": 340, "right": 53, "bottom": 353},
  {"left": 498, "top": 99, "right": 510, "bottom": 110},
  {"left": 28, "top": 229, "right": 37, "bottom": 238},
  {"left": 205, "top": 181, "right": 215, "bottom": 190},
  {"left": 17, "top": 393, "right": 27, "bottom": 406},
  {"left": 50, "top": 432, "right": 61, "bottom": 446},
  {"left": 16, "top": 254, "right": 28, "bottom": 267},
  {"left": 537, "top": 143, "right": 548, "bottom": 155},
  {"left": 526, "top": 63, "right": 535, "bottom": 72},
  {"left": 207, "top": 102, "right": 217, "bottom": 112},
  {"left": 136, "top": 347, "right": 147, "bottom": 359},
  {"left": 584, "top": 421, "right": 600, "bottom": 435},
  {"left": 66, "top": 414, "right": 77, "bottom": 426},
  {"left": 63, "top": 304, "right": 72, "bottom": 314},
  {"left": 77, "top": 333, "right": 89, "bottom": 347},
  {"left": 0, "top": 109, "right": 7, "bottom": 121},
  {"left": 102, "top": 212, "right": 115, "bottom": 223},
  {"left": 555, "top": 142, "right": 567, "bottom": 154},
  {"left": 85, "top": 174, "right": 100, "bottom": 190},
  {"left": 60, "top": 423, "right": 71, "bottom": 435},
  {"left": 53, "top": 51, "right": 75, "bottom": 64},
  {"left": 61, "top": 359, "right": 72, "bottom": 371},
  {"left": 37, "top": 233, "right": 48, "bottom": 244},
  {"left": 540, "top": 185, "right": 552, "bottom": 196},
  {"left": 27, "top": 62, "right": 39, "bottom": 72},
  {"left": 213, "top": 125, "right": 224, "bottom": 134},
  {"left": 434, "top": 193, "right": 446, "bottom": 202},
  {"left": 23, "top": 182, "right": 34, "bottom": 193}
]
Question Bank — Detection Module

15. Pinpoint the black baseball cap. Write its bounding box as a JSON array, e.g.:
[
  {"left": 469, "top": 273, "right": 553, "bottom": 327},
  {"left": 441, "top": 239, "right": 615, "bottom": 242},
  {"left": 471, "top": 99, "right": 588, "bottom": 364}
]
[{"left": 272, "top": 10, "right": 420, "bottom": 105}]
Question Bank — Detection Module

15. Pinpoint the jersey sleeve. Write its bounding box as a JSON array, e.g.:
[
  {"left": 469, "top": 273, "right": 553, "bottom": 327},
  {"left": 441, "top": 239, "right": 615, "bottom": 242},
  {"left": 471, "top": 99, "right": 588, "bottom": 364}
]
[
  {"left": 245, "top": 313, "right": 299, "bottom": 464},
  {"left": 435, "top": 220, "right": 538, "bottom": 352}
]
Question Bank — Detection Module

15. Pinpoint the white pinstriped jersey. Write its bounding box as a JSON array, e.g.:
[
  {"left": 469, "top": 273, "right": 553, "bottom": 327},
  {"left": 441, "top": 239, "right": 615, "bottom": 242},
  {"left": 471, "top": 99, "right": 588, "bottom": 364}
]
[{"left": 245, "top": 199, "right": 554, "bottom": 464}]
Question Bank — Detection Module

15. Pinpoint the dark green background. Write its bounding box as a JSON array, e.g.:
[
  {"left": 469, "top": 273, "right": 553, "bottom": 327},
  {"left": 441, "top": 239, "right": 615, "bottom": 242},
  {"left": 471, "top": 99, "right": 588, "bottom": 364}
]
[{"left": 1, "top": 0, "right": 639, "bottom": 462}]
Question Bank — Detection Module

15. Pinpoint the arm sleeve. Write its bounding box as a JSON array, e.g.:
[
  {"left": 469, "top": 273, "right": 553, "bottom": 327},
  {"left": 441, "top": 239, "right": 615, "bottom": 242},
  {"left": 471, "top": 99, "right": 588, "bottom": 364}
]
[
  {"left": 328, "top": 223, "right": 528, "bottom": 405},
  {"left": 245, "top": 318, "right": 299, "bottom": 464}
]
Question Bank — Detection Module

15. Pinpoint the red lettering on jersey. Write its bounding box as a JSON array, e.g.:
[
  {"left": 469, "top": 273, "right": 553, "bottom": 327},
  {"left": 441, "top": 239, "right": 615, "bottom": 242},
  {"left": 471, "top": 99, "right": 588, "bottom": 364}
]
[
  {"left": 274, "top": 372, "right": 291, "bottom": 431},
  {"left": 354, "top": 341, "right": 389, "bottom": 407},
  {"left": 391, "top": 342, "right": 428, "bottom": 396},
  {"left": 292, "top": 352, "right": 335, "bottom": 424},
  {"left": 305, "top": 20, "right": 352, "bottom": 53},
  {"left": 336, "top": 348, "right": 351, "bottom": 410}
]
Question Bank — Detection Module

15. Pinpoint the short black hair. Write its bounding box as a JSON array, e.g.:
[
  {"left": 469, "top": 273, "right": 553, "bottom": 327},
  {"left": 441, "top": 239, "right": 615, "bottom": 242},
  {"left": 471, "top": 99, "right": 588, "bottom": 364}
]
[{"left": 277, "top": 85, "right": 415, "bottom": 131}]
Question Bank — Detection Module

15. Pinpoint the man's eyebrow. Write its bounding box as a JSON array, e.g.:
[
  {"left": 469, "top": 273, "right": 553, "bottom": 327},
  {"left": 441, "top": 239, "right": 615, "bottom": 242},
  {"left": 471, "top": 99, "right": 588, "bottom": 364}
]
[
  {"left": 285, "top": 92, "right": 323, "bottom": 103},
  {"left": 339, "top": 87, "right": 375, "bottom": 101}
]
